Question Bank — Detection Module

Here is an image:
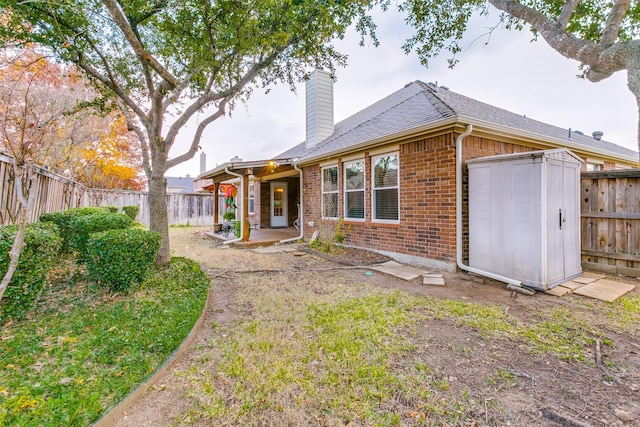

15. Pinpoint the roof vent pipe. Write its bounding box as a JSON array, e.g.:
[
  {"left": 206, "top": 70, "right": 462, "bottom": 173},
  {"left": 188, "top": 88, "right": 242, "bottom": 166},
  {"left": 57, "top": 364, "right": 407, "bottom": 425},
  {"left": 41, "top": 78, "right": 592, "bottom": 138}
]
[
  {"left": 592, "top": 131, "right": 604, "bottom": 141},
  {"left": 200, "top": 152, "right": 206, "bottom": 174}
]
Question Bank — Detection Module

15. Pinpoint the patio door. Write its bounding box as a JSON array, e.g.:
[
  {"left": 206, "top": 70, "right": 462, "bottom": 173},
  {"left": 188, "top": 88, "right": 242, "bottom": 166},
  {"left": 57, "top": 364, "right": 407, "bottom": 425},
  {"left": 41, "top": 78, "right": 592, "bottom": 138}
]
[{"left": 270, "top": 182, "right": 287, "bottom": 227}]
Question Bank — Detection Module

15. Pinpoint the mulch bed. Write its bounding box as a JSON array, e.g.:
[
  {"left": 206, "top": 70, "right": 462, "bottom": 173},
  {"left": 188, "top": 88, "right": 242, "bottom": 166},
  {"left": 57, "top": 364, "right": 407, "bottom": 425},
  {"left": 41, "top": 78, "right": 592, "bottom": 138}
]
[{"left": 299, "top": 245, "right": 393, "bottom": 266}]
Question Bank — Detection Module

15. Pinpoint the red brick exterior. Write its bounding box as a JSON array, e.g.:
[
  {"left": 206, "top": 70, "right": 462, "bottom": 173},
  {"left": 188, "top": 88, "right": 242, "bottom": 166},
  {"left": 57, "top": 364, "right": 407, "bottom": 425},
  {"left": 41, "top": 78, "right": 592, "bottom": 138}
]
[
  {"left": 249, "top": 179, "right": 261, "bottom": 229},
  {"left": 301, "top": 131, "right": 543, "bottom": 269}
]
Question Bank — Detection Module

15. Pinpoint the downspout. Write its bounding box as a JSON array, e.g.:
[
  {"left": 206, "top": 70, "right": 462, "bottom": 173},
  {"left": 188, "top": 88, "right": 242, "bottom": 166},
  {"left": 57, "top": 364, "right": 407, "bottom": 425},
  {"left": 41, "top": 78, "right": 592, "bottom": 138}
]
[
  {"left": 455, "top": 125, "right": 532, "bottom": 293},
  {"left": 280, "top": 163, "right": 304, "bottom": 243},
  {"left": 223, "top": 167, "right": 243, "bottom": 245}
]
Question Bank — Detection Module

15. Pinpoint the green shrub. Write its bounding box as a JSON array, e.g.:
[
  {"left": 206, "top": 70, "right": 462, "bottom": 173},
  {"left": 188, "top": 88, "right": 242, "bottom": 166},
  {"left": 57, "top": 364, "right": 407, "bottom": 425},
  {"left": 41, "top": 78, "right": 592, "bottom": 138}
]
[
  {"left": 0, "top": 222, "right": 61, "bottom": 322},
  {"left": 122, "top": 205, "right": 140, "bottom": 221},
  {"left": 104, "top": 206, "right": 119, "bottom": 213},
  {"left": 68, "top": 212, "right": 133, "bottom": 260},
  {"left": 86, "top": 229, "right": 161, "bottom": 292},
  {"left": 39, "top": 207, "right": 110, "bottom": 252},
  {"left": 222, "top": 210, "right": 235, "bottom": 221}
]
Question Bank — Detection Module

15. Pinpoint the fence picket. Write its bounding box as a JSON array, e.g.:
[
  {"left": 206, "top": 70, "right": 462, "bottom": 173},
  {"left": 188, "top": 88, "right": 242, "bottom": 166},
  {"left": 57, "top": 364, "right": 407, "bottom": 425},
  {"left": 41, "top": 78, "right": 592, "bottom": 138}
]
[
  {"left": 581, "top": 169, "right": 640, "bottom": 276},
  {"left": 0, "top": 153, "right": 216, "bottom": 227}
]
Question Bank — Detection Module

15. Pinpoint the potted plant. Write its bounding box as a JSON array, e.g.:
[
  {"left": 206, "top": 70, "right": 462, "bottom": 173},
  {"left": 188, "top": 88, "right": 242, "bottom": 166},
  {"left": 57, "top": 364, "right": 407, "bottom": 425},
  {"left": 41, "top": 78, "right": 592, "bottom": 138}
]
[
  {"left": 222, "top": 210, "right": 236, "bottom": 222},
  {"left": 234, "top": 219, "right": 251, "bottom": 239}
]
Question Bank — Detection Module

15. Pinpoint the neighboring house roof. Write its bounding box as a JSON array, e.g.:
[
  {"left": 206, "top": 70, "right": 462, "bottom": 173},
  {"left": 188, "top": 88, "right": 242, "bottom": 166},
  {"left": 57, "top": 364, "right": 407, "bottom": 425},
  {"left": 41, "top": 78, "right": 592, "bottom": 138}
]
[
  {"left": 166, "top": 176, "right": 195, "bottom": 193},
  {"left": 276, "top": 81, "right": 638, "bottom": 164}
]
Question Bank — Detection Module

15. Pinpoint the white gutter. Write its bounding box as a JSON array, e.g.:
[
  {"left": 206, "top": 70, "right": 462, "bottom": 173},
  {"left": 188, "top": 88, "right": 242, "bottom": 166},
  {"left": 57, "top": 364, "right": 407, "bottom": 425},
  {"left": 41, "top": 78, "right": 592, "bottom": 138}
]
[
  {"left": 458, "top": 115, "right": 639, "bottom": 165},
  {"left": 223, "top": 167, "right": 243, "bottom": 245},
  {"left": 280, "top": 163, "right": 304, "bottom": 243},
  {"left": 296, "top": 113, "right": 637, "bottom": 167},
  {"left": 455, "top": 124, "right": 531, "bottom": 292}
]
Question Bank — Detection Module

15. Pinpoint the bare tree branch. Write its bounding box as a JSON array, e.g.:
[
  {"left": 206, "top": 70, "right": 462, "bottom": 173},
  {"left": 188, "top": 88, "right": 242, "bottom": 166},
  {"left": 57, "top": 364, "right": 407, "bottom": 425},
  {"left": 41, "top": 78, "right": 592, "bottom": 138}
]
[
  {"left": 489, "top": 0, "right": 631, "bottom": 81},
  {"left": 161, "top": 68, "right": 199, "bottom": 114},
  {"left": 600, "top": 0, "right": 630, "bottom": 47},
  {"left": 102, "top": 0, "right": 178, "bottom": 89},
  {"left": 118, "top": 99, "right": 151, "bottom": 177},
  {"left": 558, "top": 0, "right": 581, "bottom": 29},
  {"left": 164, "top": 47, "right": 285, "bottom": 146},
  {"left": 75, "top": 59, "right": 150, "bottom": 130},
  {"left": 166, "top": 97, "right": 229, "bottom": 170}
]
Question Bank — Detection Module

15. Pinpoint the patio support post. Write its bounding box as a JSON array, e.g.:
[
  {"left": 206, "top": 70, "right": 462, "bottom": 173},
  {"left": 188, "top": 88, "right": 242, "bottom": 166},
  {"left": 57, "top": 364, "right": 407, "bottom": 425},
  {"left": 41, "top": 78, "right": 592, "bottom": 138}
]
[
  {"left": 241, "top": 171, "right": 249, "bottom": 241},
  {"left": 213, "top": 182, "right": 220, "bottom": 225}
]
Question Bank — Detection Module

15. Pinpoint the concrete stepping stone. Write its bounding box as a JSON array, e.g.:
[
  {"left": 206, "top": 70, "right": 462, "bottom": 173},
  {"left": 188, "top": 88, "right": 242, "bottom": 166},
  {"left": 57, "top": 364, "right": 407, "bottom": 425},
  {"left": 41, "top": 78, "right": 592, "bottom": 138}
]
[
  {"left": 574, "top": 279, "right": 636, "bottom": 302},
  {"left": 370, "top": 261, "right": 428, "bottom": 281}
]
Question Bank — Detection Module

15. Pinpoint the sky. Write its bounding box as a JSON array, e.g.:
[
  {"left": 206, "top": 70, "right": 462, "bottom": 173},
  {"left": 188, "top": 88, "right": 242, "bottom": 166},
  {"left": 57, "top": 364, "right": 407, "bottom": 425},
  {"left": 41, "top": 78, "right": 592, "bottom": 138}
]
[{"left": 166, "top": 7, "right": 638, "bottom": 178}]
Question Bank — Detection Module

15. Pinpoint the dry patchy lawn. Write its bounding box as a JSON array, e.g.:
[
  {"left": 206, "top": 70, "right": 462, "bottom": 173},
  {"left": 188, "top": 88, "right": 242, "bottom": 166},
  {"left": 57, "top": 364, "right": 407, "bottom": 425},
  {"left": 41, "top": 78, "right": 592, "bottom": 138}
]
[{"left": 108, "top": 227, "right": 640, "bottom": 427}]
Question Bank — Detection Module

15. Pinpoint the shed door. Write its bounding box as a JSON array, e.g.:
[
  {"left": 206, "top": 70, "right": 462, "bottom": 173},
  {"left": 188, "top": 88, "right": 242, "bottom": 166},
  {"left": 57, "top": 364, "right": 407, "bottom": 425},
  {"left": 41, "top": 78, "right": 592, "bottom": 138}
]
[{"left": 546, "top": 159, "right": 581, "bottom": 285}]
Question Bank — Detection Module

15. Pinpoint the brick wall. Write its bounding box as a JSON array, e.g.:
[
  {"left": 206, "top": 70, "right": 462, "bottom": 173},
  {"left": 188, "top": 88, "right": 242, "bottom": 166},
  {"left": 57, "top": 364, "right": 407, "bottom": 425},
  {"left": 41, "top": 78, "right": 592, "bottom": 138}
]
[
  {"left": 302, "top": 165, "right": 321, "bottom": 235},
  {"left": 250, "top": 179, "right": 261, "bottom": 229},
  {"left": 301, "top": 131, "right": 540, "bottom": 269}
]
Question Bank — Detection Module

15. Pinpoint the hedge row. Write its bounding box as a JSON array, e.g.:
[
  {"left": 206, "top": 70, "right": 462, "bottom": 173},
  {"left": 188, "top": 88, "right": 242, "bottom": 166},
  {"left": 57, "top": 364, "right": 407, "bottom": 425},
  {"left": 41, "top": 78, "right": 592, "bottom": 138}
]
[
  {"left": 68, "top": 212, "right": 133, "bottom": 261},
  {"left": 87, "top": 228, "right": 161, "bottom": 292},
  {"left": 40, "top": 207, "right": 110, "bottom": 253},
  {"left": 1, "top": 206, "right": 158, "bottom": 321},
  {"left": 0, "top": 222, "right": 61, "bottom": 322}
]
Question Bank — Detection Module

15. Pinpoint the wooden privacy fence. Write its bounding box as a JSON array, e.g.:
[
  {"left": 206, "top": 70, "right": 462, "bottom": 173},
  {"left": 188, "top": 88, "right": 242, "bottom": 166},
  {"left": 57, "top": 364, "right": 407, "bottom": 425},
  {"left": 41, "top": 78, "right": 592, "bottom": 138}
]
[
  {"left": 88, "top": 189, "right": 216, "bottom": 227},
  {"left": 0, "top": 153, "right": 216, "bottom": 227},
  {"left": 0, "top": 152, "right": 89, "bottom": 224},
  {"left": 581, "top": 169, "right": 640, "bottom": 277}
]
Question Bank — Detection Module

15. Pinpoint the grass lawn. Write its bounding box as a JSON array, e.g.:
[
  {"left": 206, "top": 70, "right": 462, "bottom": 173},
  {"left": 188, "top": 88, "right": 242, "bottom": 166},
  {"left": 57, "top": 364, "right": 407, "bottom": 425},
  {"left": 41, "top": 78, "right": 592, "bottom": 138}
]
[
  {"left": 178, "top": 270, "right": 640, "bottom": 426},
  {"left": 0, "top": 257, "right": 210, "bottom": 426}
]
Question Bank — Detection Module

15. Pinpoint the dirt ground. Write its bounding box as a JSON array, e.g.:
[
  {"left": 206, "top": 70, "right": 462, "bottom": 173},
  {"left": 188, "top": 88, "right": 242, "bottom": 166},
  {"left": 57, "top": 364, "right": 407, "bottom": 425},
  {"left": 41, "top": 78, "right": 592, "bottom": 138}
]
[{"left": 103, "top": 227, "right": 640, "bottom": 427}]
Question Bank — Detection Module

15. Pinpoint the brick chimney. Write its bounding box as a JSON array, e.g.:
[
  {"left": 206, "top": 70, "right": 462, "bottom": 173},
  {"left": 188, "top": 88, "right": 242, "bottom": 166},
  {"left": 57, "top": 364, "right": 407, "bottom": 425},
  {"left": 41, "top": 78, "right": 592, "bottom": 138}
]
[{"left": 305, "top": 68, "right": 334, "bottom": 148}]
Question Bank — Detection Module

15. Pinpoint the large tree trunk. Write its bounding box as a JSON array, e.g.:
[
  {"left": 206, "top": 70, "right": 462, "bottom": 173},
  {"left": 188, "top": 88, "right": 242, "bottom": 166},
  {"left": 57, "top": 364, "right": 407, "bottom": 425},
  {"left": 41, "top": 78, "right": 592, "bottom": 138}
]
[
  {"left": 0, "top": 165, "right": 36, "bottom": 302},
  {"left": 148, "top": 173, "right": 171, "bottom": 264},
  {"left": 0, "top": 209, "right": 27, "bottom": 302},
  {"left": 627, "top": 65, "right": 640, "bottom": 157}
]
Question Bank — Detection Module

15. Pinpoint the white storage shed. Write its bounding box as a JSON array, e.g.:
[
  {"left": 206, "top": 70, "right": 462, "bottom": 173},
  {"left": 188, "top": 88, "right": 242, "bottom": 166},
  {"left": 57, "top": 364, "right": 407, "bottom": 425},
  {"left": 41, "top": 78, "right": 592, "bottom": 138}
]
[{"left": 467, "top": 148, "right": 582, "bottom": 290}]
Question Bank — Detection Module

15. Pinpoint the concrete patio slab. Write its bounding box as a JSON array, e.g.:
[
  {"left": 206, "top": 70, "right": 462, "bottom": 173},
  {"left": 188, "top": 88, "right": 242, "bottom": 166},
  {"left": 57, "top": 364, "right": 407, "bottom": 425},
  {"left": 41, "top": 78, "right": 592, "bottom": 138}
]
[{"left": 252, "top": 243, "right": 300, "bottom": 254}]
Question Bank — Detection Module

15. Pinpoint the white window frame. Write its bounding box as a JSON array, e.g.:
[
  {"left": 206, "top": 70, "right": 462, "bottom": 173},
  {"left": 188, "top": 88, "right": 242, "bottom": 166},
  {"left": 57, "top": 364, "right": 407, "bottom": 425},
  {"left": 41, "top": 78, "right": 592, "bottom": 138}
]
[
  {"left": 321, "top": 165, "right": 339, "bottom": 219},
  {"left": 371, "top": 152, "right": 400, "bottom": 224},
  {"left": 344, "top": 159, "right": 365, "bottom": 221},
  {"left": 248, "top": 183, "right": 255, "bottom": 214}
]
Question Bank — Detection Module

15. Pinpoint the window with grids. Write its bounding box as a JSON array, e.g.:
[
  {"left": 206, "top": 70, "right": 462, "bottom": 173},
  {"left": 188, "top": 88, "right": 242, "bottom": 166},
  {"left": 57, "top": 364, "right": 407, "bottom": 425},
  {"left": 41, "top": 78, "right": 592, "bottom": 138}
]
[
  {"left": 248, "top": 183, "right": 255, "bottom": 214},
  {"left": 372, "top": 153, "right": 399, "bottom": 222},
  {"left": 321, "top": 166, "right": 338, "bottom": 218},
  {"left": 344, "top": 160, "right": 365, "bottom": 220}
]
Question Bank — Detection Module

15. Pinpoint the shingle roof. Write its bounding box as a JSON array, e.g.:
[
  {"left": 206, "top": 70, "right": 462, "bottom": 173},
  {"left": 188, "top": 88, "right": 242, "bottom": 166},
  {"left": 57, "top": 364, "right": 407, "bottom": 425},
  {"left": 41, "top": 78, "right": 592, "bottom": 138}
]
[
  {"left": 166, "top": 176, "right": 195, "bottom": 193},
  {"left": 424, "top": 82, "right": 638, "bottom": 159},
  {"left": 277, "top": 80, "right": 637, "bottom": 163}
]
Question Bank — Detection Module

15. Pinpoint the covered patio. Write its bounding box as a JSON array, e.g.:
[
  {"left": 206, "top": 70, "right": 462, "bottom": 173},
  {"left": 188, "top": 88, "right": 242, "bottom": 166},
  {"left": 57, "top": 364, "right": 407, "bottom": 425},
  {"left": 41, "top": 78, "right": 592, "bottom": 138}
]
[
  {"left": 195, "top": 156, "right": 302, "bottom": 243},
  {"left": 206, "top": 226, "right": 300, "bottom": 247}
]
